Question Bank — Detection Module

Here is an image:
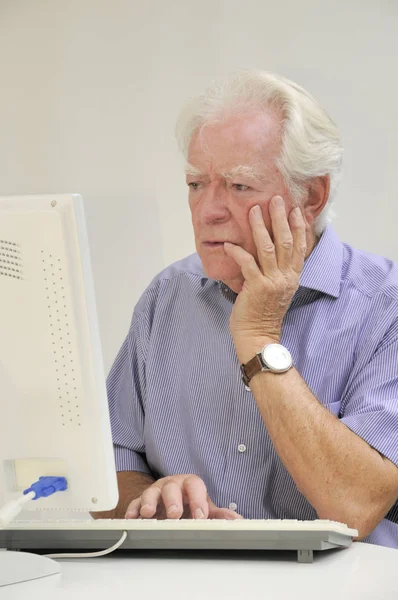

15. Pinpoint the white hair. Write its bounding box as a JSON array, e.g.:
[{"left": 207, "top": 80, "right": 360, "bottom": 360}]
[{"left": 175, "top": 69, "right": 343, "bottom": 235}]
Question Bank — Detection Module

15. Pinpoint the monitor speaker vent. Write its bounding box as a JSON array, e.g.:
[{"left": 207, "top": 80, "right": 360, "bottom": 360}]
[
  {"left": 41, "top": 250, "right": 81, "bottom": 428},
  {"left": 0, "top": 239, "right": 23, "bottom": 280}
]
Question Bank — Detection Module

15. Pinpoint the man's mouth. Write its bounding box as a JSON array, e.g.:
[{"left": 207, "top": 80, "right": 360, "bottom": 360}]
[{"left": 202, "top": 241, "right": 225, "bottom": 247}]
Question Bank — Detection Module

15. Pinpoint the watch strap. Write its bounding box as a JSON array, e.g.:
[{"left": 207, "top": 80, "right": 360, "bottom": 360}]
[{"left": 240, "top": 353, "right": 266, "bottom": 387}]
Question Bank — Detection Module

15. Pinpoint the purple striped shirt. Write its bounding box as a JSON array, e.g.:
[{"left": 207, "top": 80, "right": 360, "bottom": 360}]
[{"left": 107, "top": 225, "right": 398, "bottom": 548}]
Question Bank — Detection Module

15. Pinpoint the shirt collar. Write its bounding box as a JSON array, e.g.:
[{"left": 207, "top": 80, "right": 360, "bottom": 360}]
[{"left": 299, "top": 225, "right": 343, "bottom": 298}]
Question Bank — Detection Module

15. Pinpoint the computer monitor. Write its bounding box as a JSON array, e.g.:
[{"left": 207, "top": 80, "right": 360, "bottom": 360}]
[
  {"left": 0, "top": 193, "right": 118, "bottom": 516},
  {"left": 0, "top": 193, "right": 120, "bottom": 585}
]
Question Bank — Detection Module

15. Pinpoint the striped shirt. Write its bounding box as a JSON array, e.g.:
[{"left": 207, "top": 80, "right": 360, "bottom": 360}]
[{"left": 107, "top": 225, "right": 398, "bottom": 548}]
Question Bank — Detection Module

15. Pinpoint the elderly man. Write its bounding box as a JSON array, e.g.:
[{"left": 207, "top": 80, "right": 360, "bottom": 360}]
[{"left": 96, "top": 70, "right": 398, "bottom": 548}]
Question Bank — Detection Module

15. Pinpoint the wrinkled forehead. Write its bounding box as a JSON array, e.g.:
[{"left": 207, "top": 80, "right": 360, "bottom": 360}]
[{"left": 187, "top": 111, "right": 282, "bottom": 177}]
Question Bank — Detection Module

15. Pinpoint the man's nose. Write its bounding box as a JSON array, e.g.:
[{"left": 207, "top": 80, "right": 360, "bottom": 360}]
[{"left": 197, "top": 181, "right": 230, "bottom": 225}]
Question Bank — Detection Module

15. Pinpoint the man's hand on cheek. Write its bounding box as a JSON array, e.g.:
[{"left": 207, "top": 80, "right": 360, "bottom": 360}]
[{"left": 224, "top": 195, "right": 307, "bottom": 363}]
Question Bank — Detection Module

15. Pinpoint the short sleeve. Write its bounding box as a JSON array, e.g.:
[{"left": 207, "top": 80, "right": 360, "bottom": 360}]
[
  {"left": 106, "top": 298, "right": 152, "bottom": 475},
  {"left": 340, "top": 322, "right": 398, "bottom": 467}
]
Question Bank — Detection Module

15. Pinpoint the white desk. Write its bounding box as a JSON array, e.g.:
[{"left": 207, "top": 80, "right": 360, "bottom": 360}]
[{"left": 1, "top": 543, "right": 397, "bottom": 600}]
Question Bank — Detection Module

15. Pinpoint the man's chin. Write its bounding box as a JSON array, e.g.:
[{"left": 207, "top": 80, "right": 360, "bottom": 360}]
[{"left": 201, "top": 262, "right": 243, "bottom": 292}]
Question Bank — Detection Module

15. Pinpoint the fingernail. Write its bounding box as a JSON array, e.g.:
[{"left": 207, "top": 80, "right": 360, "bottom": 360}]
[
  {"left": 291, "top": 206, "right": 302, "bottom": 220},
  {"left": 125, "top": 508, "right": 139, "bottom": 519},
  {"left": 167, "top": 504, "right": 179, "bottom": 515},
  {"left": 195, "top": 508, "right": 205, "bottom": 519},
  {"left": 250, "top": 205, "right": 262, "bottom": 218},
  {"left": 140, "top": 503, "right": 153, "bottom": 515},
  {"left": 273, "top": 196, "right": 284, "bottom": 207}
]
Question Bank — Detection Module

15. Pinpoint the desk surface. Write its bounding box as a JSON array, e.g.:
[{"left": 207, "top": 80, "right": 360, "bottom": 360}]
[{"left": 2, "top": 542, "right": 398, "bottom": 600}]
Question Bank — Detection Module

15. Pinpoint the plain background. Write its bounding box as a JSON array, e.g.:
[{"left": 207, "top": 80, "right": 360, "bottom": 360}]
[{"left": 1, "top": 0, "right": 397, "bottom": 372}]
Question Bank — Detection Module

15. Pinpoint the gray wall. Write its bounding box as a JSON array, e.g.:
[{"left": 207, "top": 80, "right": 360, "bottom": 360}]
[{"left": 1, "top": 0, "right": 397, "bottom": 371}]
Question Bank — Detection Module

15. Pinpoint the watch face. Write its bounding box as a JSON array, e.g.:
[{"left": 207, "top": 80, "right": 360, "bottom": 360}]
[{"left": 261, "top": 344, "right": 292, "bottom": 372}]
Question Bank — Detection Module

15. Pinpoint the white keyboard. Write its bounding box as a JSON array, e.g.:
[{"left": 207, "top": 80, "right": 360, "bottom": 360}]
[
  {"left": 3, "top": 517, "right": 356, "bottom": 534},
  {"left": 0, "top": 519, "right": 358, "bottom": 563}
]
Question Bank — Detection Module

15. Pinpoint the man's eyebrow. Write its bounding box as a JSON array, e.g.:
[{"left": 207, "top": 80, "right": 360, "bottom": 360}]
[
  {"left": 221, "top": 165, "right": 264, "bottom": 181},
  {"left": 184, "top": 164, "right": 203, "bottom": 177},
  {"left": 184, "top": 163, "right": 267, "bottom": 181}
]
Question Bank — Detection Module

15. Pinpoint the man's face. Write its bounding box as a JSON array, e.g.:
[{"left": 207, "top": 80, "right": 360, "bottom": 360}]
[{"left": 187, "top": 110, "right": 296, "bottom": 292}]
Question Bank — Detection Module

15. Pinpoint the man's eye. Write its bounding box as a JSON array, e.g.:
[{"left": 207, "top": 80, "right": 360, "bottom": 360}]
[
  {"left": 232, "top": 184, "right": 250, "bottom": 192},
  {"left": 188, "top": 182, "right": 201, "bottom": 190}
]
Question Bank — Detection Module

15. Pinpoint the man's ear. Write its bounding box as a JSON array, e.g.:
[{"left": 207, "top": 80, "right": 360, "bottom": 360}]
[{"left": 302, "top": 175, "right": 330, "bottom": 227}]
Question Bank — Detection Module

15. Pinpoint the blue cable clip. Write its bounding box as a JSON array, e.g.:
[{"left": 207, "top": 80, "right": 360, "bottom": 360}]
[{"left": 24, "top": 476, "right": 68, "bottom": 500}]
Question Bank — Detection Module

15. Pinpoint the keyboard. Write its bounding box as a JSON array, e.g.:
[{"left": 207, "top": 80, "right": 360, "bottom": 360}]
[{"left": 0, "top": 519, "right": 358, "bottom": 563}]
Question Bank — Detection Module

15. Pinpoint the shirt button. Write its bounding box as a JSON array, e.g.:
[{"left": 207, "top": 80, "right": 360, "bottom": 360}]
[
  {"left": 238, "top": 444, "right": 247, "bottom": 453},
  {"left": 229, "top": 502, "right": 237, "bottom": 511}
]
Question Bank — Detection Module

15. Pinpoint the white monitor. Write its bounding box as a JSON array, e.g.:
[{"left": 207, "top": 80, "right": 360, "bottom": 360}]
[{"left": 0, "top": 193, "right": 118, "bottom": 516}]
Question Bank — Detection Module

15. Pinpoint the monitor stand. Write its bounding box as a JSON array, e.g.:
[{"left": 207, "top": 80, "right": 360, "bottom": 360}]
[{"left": 0, "top": 551, "right": 60, "bottom": 587}]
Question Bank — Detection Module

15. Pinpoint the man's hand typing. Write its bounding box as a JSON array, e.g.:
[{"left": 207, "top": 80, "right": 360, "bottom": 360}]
[{"left": 124, "top": 474, "right": 243, "bottom": 520}]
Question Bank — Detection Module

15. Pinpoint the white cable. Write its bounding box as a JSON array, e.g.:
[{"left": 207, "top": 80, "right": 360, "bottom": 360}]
[
  {"left": 44, "top": 530, "right": 128, "bottom": 559},
  {"left": 0, "top": 491, "right": 36, "bottom": 527}
]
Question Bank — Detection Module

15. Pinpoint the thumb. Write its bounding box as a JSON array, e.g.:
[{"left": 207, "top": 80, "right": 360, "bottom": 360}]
[{"left": 207, "top": 498, "right": 244, "bottom": 520}]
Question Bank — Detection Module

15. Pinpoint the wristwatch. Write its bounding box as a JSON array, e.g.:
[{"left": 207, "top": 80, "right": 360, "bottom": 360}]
[{"left": 240, "top": 343, "right": 293, "bottom": 387}]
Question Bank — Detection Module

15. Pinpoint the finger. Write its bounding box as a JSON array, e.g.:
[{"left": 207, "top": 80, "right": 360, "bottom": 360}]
[
  {"left": 209, "top": 506, "right": 244, "bottom": 520},
  {"left": 138, "top": 484, "right": 163, "bottom": 518},
  {"left": 269, "top": 196, "right": 294, "bottom": 272},
  {"left": 161, "top": 479, "right": 185, "bottom": 519},
  {"left": 207, "top": 497, "right": 244, "bottom": 520},
  {"left": 224, "top": 242, "right": 261, "bottom": 284},
  {"left": 249, "top": 204, "right": 278, "bottom": 276},
  {"left": 289, "top": 206, "right": 307, "bottom": 274},
  {"left": 183, "top": 475, "right": 209, "bottom": 519},
  {"left": 125, "top": 497, "right": 141, "bottom": 519}
]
